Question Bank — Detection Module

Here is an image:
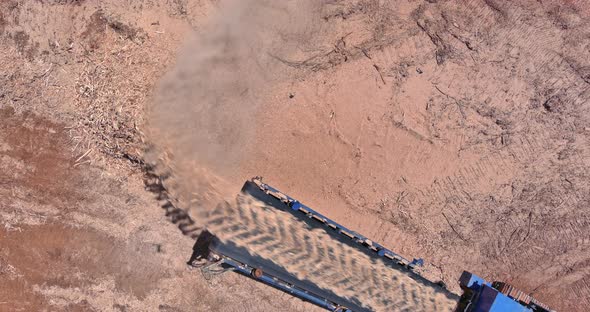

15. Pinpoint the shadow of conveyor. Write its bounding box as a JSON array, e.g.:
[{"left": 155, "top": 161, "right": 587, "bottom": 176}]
[
  {"left": 141, "top": 162, "right": 211, "bottom": 267},
  {"left": 126, "top": 149, "right": 219, "bottom": 268},
  {"left": 143, "top": 166, "right": 203, "bottom": 239},
  {"left": 187, "top": 230, "right": 214, "bottom": 267},
  {"left": 123, "top": 146, "right": 205, "bottom": 241},
  {"left": 133, "top": 154, "right": 461, "bottom": 311}
]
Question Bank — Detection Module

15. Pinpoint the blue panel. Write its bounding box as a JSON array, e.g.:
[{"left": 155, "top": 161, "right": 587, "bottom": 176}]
[
  {"left": 459, "top": 271, "right": 488, "bottom": 289},
  {"left": 473, "top": 285, "right": 531, "bottom": 312},
  {"left": 488, "top": 288, "right": 532, "bottom": 312},
  {"left": 472, "top": 285, "right": 496, "bottom": 312}
]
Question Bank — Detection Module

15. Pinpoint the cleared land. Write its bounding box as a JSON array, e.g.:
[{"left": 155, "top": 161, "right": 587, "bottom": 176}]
[{"left": 2, "top": 0, "right": 589, "bottom": 311}]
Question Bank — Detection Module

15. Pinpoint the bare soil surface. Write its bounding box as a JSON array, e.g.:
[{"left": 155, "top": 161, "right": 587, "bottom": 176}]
[
  {"left": 1, "top": 0, "right": 589, "bottom": 311},
  {"left": 0, "top": 110, "right": 316, "bottom": 312},
  {"left": 240, "top": 2, "right": 590, "bottom": 310}
]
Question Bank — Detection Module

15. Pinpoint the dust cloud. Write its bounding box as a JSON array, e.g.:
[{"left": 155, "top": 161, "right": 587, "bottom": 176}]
[{"left": 147, "top": 0, "right": 326, "bottom": 218}]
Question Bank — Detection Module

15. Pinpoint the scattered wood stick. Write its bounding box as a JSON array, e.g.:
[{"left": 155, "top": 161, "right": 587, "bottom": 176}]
[
  {"left": 373, "top": 64, "right": 386, "bottom": 85},
  {"left": 75, "top": 148, "right": 93, "bottom": 164},
  {"left": 442, "top": 212, "right": 467, "bottom": 241}
]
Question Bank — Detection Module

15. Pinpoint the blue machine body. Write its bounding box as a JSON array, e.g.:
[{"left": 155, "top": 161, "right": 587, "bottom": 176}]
[
  {"left": 195, "top": 178, "right": 553, "bottom": 312},
  {"left": 255, "top": 179, "right": 423, "bottom": 269},
  {"left": 202, "top": 230, "right": 366, "bottom": 312},
  {"left": 458, "top": 272, "right": 550, "bottom": 312},
  {"left": 221, "top": 257, "right": 351, "bottom": 312},
  {"left": 474, "top": 285, "right": 532, "bottom": 312}
]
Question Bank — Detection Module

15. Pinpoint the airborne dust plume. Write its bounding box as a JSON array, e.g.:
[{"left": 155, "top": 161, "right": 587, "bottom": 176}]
[{"left": 147, "top": 0, "right": 326, "bottom": 218}]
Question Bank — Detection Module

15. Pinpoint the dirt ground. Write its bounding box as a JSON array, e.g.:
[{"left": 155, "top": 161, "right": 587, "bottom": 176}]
[
  {"left": 1, "top": 0, "right": 589, "bottom": 311},
  {"left": 0, "top": 109, "right": 318, "bottom": 312}
]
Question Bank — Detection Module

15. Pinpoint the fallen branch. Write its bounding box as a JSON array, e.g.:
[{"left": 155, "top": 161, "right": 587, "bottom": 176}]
[
  {"left": 373, "top": 64, "right": 386, "bottom": 85},
  {"left": 433, "top": 84, "right": 467, "bottom": 120},
  {"left": 442, "top": 212, "right": 467, "bottom": 241},
  {"left": 74, "top": 148, "right": 93, "bottom": 165}
]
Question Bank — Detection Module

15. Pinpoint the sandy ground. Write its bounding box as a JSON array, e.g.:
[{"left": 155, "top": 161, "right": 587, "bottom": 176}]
[
  {"left": 0, "top": 1, "right": 317, "bottom": 311},
  {"left": 0, "top": 108, "right": 318, "bottom": 312},
  {"left": 1, "top": 0, "right": 590, "bottom": 311}
]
